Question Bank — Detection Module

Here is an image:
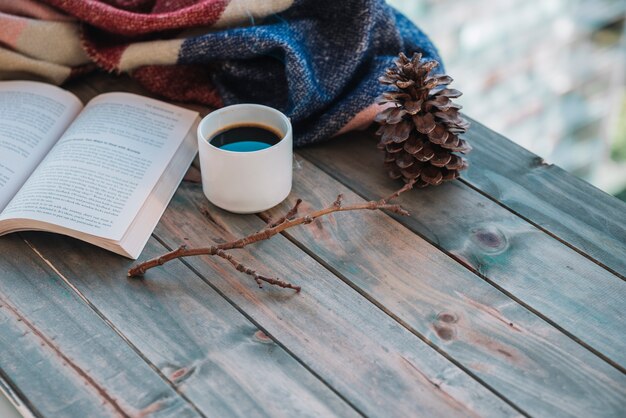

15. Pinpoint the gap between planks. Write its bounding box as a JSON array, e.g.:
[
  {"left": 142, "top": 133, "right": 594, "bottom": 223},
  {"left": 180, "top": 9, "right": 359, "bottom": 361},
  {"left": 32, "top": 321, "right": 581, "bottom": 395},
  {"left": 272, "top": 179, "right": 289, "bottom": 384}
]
[
  {"left": 294, "top": 152, "right": 626, "bottom": 375},
  {"left": 67, "top": 72, "right": 625, "bottom": 406},
  {"left": 21, "top": 231, "right": 366, "bottom": 418},
  {"left": 257, "top": 214, "right": 529, "bottom": 416},
  {"left": 0, "top": 293, "right": 127, "bottom": 417},
  {"left": 151, "top": 183, "right": 521, "bottom": 417},
  {"left": 55, "top": 75, "right": 503, "bottom": 417},
  {"left": 70, "top": 73, "right": 624, "bottom": 283},
  {"left": 458, "top": 177, "right": 626, "bottom": 282},
  {"left": 0, "top": 360, "right": 39, "bottom": 418},
  {"left": 462, "top": 118, "right": 626, "bottom": 281},
  {"left": 71, "top": 77, "right": 625, "bottom": 375},
  {"left": 21, "top": 236, "right": 209, "bottom": 418},
  {"left": 148, "top": 233, "right": 368, "bottom": 418},
  {"left": 16, "top": 201, "right": 519, "bottom": 417}
]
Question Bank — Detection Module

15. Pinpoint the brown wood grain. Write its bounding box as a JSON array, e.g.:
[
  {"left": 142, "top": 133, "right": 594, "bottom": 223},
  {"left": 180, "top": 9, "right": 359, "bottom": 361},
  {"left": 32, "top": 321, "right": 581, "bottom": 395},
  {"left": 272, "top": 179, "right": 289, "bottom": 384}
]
[
  {"left": 265, "top": 156, "right": 626, "bottom": 417},
  {"left": 299, "top": 133, "right": 626, "bottom": 370},
  {"left": 22, "top": 233, "right": 361, "bottom": 418},
  {"left": 0, "top": 235, "right": 201, "bottom": 418},
  {"left": 148, "top": 182, "right": 519, "bottom": 417}
]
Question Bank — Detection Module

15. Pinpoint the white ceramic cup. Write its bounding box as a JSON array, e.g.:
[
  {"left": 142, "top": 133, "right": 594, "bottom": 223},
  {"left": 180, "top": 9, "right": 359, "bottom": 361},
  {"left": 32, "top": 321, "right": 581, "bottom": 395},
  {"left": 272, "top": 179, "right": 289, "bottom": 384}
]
[{"left": 197, "top": 104, "right": 293, "bottom": 213}]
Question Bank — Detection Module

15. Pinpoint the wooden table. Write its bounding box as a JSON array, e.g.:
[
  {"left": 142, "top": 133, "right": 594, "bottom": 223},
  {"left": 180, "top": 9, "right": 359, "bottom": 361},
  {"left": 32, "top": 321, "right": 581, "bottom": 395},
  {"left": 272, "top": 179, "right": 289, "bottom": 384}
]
[{"left": 0, "top": 74, "right": 625, "bottom": 418}]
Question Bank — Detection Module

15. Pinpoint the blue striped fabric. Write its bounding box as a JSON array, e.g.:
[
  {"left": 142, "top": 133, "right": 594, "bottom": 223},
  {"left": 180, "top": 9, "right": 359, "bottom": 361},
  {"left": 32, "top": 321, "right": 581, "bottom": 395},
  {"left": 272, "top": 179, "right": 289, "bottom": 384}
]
[{"left": 179, "top": 0, "right": 442, "bottom": 145}]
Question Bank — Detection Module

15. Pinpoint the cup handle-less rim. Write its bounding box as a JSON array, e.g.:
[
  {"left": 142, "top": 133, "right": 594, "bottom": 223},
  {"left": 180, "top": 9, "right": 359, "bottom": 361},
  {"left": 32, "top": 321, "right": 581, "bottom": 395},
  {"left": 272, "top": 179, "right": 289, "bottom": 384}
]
[{"left": 198, "top": 104, "right": 292, "bottom": 156}]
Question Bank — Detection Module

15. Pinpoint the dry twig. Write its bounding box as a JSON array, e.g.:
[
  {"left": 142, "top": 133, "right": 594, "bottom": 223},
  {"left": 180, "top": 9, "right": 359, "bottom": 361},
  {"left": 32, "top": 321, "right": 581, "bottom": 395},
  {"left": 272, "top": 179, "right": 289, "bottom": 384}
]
[
  {"left": 264, "top": 198, "right": 302, "bottom": 229},
  {"left": 128, "top": 181, "right": 415, "bottom": 291}
]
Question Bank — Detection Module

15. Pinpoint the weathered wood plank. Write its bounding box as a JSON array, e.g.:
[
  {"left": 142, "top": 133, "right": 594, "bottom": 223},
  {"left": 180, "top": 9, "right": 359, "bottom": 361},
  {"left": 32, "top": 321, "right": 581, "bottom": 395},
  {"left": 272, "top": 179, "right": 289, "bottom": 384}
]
[
  {"left": 22, "top": 233, "right": 363, "bottom": 418},
  {"left": 146, "top": 183, "right": 520, "bottom": 417},
  {"left": 60, "top": 72, "right": 625, "bottom": 414},
  {"left": 62, "top": 75, "right": 519, "bottom": 416},
  {"left": 0, "top": 307, "right": 106, "bottom": 418},
  {"left": 463, "top": 119, "right": 626, "bottom": 279},
  {"left": 54, "top": 74, "right": 364, "bottom": 418},
  {"left": 0, "top": 372, "right": 32, "bottom": 418},
  {"left": 299, "top": 134, "right": 626, "bottom": 369},
  {"left": 69, "top": 72, "right": 626, "bottom": 281},
  {"left": 0, "top": 235, "right": 200, "bottom": 418},
  {"left": 265, "top": 157, "right": 626, "bottom": 417}
]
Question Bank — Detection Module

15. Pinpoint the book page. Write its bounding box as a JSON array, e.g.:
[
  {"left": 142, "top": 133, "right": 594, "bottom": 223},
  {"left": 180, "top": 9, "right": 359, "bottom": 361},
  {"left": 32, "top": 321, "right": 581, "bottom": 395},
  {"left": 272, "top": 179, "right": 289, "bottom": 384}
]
[
  {"left": 0, "top": 81, "right": 82, "bottom": 211},
  {"left": 0, "top": 92, "right": 197, "bottom": 240}
]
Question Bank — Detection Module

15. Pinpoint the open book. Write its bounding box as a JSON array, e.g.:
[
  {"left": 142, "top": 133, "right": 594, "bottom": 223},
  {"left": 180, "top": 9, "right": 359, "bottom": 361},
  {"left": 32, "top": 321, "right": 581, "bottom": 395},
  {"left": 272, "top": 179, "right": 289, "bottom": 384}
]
[{"left": 0, "top": 81, "right": 199, "bottom": 259}]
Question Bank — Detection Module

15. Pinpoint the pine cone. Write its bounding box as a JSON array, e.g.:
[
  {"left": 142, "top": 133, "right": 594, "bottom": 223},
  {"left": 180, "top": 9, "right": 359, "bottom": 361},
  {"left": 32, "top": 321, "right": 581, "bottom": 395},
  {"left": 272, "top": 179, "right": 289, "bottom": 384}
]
[{"left": 375, "top": 52, "right": 471, "bottom": 187}]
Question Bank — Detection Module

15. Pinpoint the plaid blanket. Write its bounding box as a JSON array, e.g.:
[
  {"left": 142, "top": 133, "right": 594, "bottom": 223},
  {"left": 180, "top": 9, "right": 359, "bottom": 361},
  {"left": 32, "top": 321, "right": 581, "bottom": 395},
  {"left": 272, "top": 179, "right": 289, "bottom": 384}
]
[{"left": 0, "top": 0, "right": 442, "bottom": 145}]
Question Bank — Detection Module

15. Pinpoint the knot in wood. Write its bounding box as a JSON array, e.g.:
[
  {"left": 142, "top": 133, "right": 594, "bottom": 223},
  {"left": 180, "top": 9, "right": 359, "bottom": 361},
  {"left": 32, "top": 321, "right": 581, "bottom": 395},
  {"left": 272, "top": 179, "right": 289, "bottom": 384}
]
[
  {"left": 470, "top": 226, "right": 508, "bottom": 255},
  {"left": 254, "top": 330, "right": 273, "bottom": 344},
  {"left": 433, "top": 323, "right": 456, "bottom": 341},
  {"left": 531, "top": 156, "right": 549, "bottom": 167},
  {"left": 437, "top": 312, "right": 458, "bottom": 323},
  {"left": 169, "top": 365, "right": 195, "bottom": 383},
  {"left": 170, "top": 368, "right": 187, "bottom": 380}
]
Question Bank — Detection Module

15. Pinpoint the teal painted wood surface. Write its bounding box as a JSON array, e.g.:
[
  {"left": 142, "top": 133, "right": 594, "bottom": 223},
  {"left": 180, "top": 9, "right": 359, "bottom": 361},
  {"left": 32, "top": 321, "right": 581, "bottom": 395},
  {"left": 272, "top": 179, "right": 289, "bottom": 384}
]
[
  {"left": 463, "top": 118, "right": 626, "bottom": 279},
  {"left": 0, "top": 72, "right": 621, "bottom": 417},
  {"left": 0, "top": 374, "right": 25, "bottom": 418},
  {"left": 299, "top": 134, "right": 626, "bottom": 370},
  {"left": 0, "top": 235, "right": 201, "bottom": 418},
  {"left": 264, "top": 156, "right": 626, "bottom": 417},
  {"left": 22, "top": 233, "right": 361, "bottom": 418},
  {"left": 151, "top": 183, "right": 518, "bottom": 418}
]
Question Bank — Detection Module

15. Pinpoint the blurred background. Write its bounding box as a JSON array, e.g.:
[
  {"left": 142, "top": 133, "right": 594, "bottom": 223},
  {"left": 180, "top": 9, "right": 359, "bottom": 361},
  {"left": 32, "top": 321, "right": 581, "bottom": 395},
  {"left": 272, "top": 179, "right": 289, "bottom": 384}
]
[{"left": 387, "top": 0, "right": 626, "bottom": 201}]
